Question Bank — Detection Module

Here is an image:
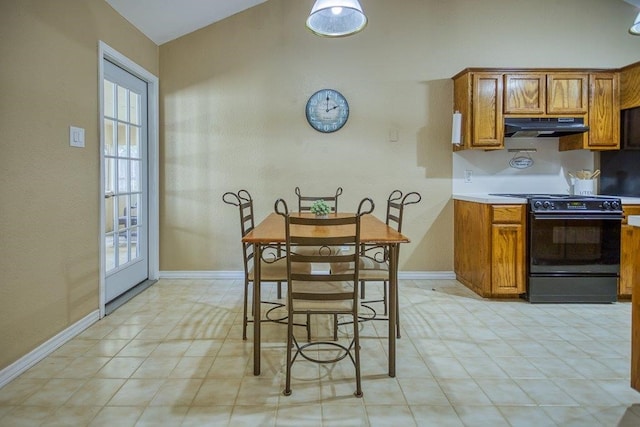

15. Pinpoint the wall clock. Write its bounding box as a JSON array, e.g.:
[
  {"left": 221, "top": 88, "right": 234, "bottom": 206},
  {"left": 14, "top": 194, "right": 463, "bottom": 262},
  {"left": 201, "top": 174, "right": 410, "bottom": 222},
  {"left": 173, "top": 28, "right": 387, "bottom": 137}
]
[{"left": 305, "top": 89, "right": 349, "bottom": 133}]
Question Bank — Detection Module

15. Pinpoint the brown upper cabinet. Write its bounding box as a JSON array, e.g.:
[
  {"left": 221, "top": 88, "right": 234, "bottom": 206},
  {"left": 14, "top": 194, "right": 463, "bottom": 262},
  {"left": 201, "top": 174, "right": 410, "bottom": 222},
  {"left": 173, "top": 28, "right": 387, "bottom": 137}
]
[
  {"left": 505, "top": 73, "right": 588, "bottom": 115},
  {"left": 452, "top": 68, "right": 620, "bottom": 151}
]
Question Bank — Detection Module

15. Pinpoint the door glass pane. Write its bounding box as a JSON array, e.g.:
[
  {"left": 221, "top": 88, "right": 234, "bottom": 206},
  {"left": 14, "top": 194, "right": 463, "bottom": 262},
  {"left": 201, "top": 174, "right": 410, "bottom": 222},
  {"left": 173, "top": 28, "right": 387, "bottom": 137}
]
[
  {"left": 129, "top": 91, "right": 140, "bottom": 125},
  {"left": 104, "top": 119, "right": 115, "bottom": 155},
  {"left": 117, "top": 86, "right": 128, "bottom": 121},
  {"left": 104, "top": 81, "right": 115, "bottom": 118},
  {"left": 130, "top": 160, "right": 141, "bottom": 192},
  {"left": 117, "top": 159, "right": 129, "bottom": 193},
  {"left": 117, "top": 123, "right": 127, "bottom": 157},
  {"left": 130, "top": 126, "right": 140, "bottom": 159}
]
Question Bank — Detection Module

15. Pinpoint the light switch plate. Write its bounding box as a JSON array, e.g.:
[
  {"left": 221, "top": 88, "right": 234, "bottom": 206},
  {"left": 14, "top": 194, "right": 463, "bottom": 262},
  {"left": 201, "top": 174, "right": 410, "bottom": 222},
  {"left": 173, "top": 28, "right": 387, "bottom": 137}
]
[{"left": 69, "top": 126, "right": 85, "bottom": 148}]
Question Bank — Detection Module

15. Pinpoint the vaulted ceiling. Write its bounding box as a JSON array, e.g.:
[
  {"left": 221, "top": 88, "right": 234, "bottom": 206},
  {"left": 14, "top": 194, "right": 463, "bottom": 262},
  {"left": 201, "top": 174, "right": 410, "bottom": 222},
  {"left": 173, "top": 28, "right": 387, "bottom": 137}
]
[
  {"left": 106, "top": 0, "right": 639, "bottom": 46},
  {"left": 105, "top": 0, "right": 268, "bottom": 45}
]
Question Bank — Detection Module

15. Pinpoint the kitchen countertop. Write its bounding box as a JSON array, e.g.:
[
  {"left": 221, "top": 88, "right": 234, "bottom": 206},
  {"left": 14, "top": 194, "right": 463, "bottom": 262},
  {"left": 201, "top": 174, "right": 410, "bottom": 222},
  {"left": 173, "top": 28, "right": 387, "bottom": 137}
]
[{"left": 453, "top": 193, "right": 640, "bottom": 205}]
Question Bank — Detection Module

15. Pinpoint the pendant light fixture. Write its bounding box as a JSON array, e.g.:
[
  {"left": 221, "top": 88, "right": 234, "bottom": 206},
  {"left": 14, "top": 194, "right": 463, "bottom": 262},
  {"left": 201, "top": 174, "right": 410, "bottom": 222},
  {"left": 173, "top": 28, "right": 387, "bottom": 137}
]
[
  {"left": 631, "top": 11, "right": 640, "bottom": 35},
  {"left": 306, "top": 0, "right": 367, "bottom": 37}
]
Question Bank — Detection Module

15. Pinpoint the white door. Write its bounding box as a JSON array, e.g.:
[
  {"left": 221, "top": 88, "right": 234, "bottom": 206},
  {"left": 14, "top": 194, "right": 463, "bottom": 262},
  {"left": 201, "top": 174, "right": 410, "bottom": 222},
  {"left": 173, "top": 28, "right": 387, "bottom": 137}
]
[{"left": 103, "top": 59, "right": 149, "bottom": 302}]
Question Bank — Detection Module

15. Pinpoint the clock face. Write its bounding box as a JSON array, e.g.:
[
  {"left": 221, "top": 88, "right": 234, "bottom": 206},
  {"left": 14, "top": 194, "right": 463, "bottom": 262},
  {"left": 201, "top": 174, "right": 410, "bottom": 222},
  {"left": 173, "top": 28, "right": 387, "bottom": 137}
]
[{"left": 305, "top": 89, "right": 349, "bottom": 133}]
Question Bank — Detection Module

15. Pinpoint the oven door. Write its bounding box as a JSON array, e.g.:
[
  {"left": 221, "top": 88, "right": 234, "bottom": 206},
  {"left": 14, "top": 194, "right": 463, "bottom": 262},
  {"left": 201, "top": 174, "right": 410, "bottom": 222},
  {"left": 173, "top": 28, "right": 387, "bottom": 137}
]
[{"left": 529, "top": 213, "right": 621, "bottom": 275}]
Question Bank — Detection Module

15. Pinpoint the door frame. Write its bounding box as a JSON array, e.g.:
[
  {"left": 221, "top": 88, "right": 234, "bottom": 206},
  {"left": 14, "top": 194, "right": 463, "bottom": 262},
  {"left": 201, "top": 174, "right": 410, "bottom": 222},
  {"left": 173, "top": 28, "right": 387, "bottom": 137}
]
[{"left": 98, "top": 41, "right": 159, "bottom": 318}]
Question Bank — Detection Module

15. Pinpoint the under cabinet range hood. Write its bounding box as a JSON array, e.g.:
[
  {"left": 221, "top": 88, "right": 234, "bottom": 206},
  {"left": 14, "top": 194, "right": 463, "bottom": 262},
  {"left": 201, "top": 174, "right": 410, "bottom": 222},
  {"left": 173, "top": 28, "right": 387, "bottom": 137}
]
[{"left": 504, "top": 117, "right": 589, "bottom": 138}]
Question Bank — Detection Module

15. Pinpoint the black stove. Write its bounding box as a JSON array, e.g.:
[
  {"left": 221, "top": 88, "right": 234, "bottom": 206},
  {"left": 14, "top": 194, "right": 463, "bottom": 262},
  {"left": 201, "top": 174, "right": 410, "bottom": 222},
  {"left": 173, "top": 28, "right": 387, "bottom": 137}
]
[
  {"left": 490, "top": 193, "right": 622, "bottom": 214},
  {"left": 490, "top": 192, "right": 622, "bottom": 303}
]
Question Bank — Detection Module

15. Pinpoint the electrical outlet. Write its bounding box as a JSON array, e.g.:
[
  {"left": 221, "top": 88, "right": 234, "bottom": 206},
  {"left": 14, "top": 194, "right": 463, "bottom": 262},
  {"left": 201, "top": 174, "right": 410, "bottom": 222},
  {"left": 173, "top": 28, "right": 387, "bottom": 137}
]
[{"left": 464, "top": 170, "right": 473, "bottom": 183}]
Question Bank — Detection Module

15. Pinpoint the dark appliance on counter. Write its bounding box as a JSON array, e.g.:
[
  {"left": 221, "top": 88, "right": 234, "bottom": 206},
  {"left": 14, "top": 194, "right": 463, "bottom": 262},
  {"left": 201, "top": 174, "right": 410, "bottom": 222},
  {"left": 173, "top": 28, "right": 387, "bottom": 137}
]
[
  {"left": 490, "top": 194, "right": 623, "bottom": 303},
  {"left": 600, "top": 106, "right": 640, "bottom": 197}
]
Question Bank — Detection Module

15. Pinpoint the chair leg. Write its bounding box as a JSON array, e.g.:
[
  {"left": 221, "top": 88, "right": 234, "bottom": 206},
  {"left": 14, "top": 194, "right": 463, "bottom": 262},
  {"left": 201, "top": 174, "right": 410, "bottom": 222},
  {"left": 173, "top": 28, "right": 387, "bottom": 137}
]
[
  {"left": 333, "top": 314, "right": 338, "bottom": 341},
  {"left": 353, "top": 312, "right": 363, "bottom": 398},
  {"left": 283, "top": 310, "right": 294, "bottom": 396},
  {"left": 360, "top": 281, "right": 365, "bottom": 299},
  {"left": 242, "top": 280, "right": 249, "bottom": 340},
  {"left": 277, "top": 281, "right": 282, "bottom": 299},
  {"left": 383, "top": 281, "right": 388, "bottom": 316},
  {"left": 307, "top": 313, "right": 311, "bottom": 341},
  {"left": 396, "top": 282, "right": 401, "bottom": 339}
]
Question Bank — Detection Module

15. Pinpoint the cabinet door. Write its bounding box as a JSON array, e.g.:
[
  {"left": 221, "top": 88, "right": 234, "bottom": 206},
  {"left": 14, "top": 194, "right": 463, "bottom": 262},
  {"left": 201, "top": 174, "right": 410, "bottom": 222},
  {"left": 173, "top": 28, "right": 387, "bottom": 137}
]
[
  {"left": 504, "top": 74, "right": 545, "bottom": 115},
  {"left": 472, "top": 73, "right": 504, "bottom": 148},
  {"left": 620, "top": 205, "right": 640, "bottom": 296},
  {"left": 491, "top": 223, "right": 525, "bottom": 295},
  {"left": 547, "top": 73, "right": 588, "bottom": 114},
  {"left": 588, "top": 73, "right": 620, "bottom": 149}
]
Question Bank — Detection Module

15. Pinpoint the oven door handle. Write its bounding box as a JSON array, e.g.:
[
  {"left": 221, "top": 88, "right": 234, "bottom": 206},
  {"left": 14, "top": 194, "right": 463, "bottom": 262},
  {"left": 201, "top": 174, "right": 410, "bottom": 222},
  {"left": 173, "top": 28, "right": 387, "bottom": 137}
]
[{"left": 531, "top": 214, "right": 623, "bottom": 221}]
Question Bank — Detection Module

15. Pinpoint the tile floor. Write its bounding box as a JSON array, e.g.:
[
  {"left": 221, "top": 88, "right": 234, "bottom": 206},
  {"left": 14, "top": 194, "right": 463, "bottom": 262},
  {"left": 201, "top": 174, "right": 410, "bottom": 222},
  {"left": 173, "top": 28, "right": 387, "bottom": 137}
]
[{"left": 1, "top": 278, "right": 640, "bottom": 426}]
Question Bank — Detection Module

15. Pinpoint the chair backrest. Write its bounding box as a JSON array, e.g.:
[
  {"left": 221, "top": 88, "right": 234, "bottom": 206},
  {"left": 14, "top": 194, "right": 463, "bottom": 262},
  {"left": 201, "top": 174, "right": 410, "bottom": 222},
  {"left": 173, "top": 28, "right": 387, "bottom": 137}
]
[
  {"left": 275, "top": 198, "right": 374, "bottom": 301},
  {"left": 385, "top": 190, "right": 421, "bottom": 233},
  {"left": 294, "top": 186, "right": 343, "bottom": 213},
  {"left": 223, "top": 189, "right": 255, "bottom": 276}
]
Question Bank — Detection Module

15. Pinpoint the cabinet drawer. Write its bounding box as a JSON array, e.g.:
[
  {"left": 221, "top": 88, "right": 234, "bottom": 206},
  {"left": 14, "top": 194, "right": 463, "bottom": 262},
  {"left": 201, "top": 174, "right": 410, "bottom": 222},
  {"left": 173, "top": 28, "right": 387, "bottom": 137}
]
[{"left": 492, "top": 205, "right": 523, "bottom": 223}]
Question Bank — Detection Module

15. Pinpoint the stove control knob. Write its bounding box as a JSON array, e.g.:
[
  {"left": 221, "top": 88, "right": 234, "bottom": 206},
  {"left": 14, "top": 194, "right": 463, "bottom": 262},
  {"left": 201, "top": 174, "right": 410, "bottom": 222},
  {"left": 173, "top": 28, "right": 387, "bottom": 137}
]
[
  {"left": 611, "top": 201, "right": 620, "bottom": 210},
  {"left": 603, "top": 201, "right": 611, "bottom": 210},
  {"left": 542, "top": 201, "right": 551, "bottom": 209},
  {"left": 533, "top": 201, "right": 543, "bottom": 209}
]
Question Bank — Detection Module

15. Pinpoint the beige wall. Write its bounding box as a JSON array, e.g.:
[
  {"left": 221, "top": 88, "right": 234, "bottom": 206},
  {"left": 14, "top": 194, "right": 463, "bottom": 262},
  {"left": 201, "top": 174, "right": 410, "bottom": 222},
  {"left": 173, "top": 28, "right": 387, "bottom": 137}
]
[
  {"left": 159, "top": 0, "right": 639, "bottom": 273},
  {"left": 0, "top": 0, "right": 637, "bottom": 373},
  {"left": 0, "top": 0, "right": 158, "bottom": 370}
]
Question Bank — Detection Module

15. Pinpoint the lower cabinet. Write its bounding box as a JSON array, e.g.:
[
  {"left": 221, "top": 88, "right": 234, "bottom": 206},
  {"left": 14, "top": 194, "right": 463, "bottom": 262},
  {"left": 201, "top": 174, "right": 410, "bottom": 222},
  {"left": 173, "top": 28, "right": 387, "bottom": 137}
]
[
  {"left": 454, "top": 200, "right": 526, "bottom": 298},
  {"left": 620, "top": 205, "right": 640, "bottom": 297}
]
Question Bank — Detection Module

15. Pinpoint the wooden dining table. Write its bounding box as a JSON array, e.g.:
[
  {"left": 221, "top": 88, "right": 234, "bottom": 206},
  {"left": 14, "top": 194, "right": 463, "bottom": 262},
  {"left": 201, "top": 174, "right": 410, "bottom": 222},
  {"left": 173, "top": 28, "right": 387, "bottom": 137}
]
[{"left": 242, "top": 212, "right": 410, "bottom": 377}]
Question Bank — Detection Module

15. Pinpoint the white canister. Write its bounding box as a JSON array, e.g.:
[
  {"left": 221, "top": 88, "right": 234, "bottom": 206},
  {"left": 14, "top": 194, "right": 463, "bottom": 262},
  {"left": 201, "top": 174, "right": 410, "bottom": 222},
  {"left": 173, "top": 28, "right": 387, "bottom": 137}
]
[{"left": 573, "top": 179, "right": 596, "bottom": 195}]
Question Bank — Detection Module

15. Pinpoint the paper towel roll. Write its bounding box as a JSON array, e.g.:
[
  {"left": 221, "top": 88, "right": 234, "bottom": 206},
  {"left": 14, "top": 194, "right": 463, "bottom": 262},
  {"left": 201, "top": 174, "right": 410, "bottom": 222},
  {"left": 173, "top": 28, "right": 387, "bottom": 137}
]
[{"left": 452, "top": 111, "right": 462, "bottom": 145}]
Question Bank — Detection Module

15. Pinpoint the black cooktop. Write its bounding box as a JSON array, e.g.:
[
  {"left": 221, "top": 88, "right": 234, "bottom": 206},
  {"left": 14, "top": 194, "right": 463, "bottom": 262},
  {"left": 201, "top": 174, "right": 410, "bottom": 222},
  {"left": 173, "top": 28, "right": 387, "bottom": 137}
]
[
  {"left": 490, "top": 193, "right": 618, "bottom": 200},
  {"left": 489, "top": 193, "right": 622, "bottom": 213}
]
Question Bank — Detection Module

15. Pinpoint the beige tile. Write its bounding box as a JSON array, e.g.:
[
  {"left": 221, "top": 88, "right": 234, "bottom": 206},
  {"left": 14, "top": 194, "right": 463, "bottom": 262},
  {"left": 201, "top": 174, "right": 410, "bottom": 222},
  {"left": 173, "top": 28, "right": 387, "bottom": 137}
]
[
  {"left": 135, "top": 405, "right": 189, "bottom": 426},
  {"left": 22, "top": 378, "right": 86, "bottom": 406},
  {"left": 49, "top": 339, "right": 97, "bottom": 357},
  {"left": 83, "top": 339, "right": 130, "bottom": 357},
  {"left": 228, "top": 405, "right": 277, "bottom": 427},
  {"left": 88, "top": 405, "right": 143, "bottom": 427},
  {"left": 207, "top": 355, "right": 250, "bottom": 378},
  {"left": 168, "top": 356, "right": 214, "bottom": 379},
  {"left": 453, "top": 405, "right": 510, "bottom": 427},
  {"left": 192, "top": 378, "right": 241, "bottom": 406},
  {"left": 19, "top": 357, "right": 73, "bottom": 379},
  {"left": 56, "top": 356, "right": 111, "bottom": 379},
  {"left": 410, "top": 405, "right": 464, "bottom": 427},
  {"left": 0, "top": 378, "right": 47, "bottom": 404},
  {"left": 40, "top": 405, "right": 102, "bottom": 426},
  {"left": 184, "top": 339, "right": 224, "bottom": 357},
  {"left": 0, "top": 405, "right": 57, "bottom": 427},
  {"left": 149, "top": 340, "right": 192, "bottom": 357},
  {"left": 275, "top": 403, "right": 323, "bottom": 426},
  {"left": 131, "top": 356, "right": 181, "bottom": 378},
  {"left": 181, "top": 406, "right": 233, "bottom": 426},
  {"left": 107, "top": 378, "right": 164, "bottom": 406},
  {"left": 398, "top": 378, "right": 450, "bottom": 406},
  {"left": 236, "top": 376, "right": 281, "bottom": 406},
  {"left": 66, "top": 378, "right": 125, "bottom": 406},
  {"left": 117, "top": 339, "right": 160, "bottom": 357},
  {"left": 149, "top": 378, "right": 202, "bottom": 406},
  {"left": 95, "top": 356, "right": 145, "bottom": 379},
  {"left": 321, "top": 404, "right": 368, "bottom": 426},
  {"left": 365, "top": 405, "right": 415, "bottom": 427}
]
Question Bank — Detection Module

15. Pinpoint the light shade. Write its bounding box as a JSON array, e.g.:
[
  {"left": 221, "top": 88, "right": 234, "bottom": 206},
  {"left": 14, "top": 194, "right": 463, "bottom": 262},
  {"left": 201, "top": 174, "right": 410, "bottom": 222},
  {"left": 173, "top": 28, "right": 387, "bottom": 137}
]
[
  {"left": 631, "top": 11, "right": 640, "bottom": 35},
  {"left": 306, "top": 0, "right": 367, "bottom": 37}
]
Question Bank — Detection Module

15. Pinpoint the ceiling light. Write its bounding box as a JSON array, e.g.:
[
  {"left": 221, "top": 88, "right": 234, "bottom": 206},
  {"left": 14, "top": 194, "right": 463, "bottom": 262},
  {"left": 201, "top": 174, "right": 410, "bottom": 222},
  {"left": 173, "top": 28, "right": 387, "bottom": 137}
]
[
  {"left": 306, "top": 0, "right": 367, "bottom": 37},
  {"left": 631, "top": 11, "right": 640, "bottom": 35}
]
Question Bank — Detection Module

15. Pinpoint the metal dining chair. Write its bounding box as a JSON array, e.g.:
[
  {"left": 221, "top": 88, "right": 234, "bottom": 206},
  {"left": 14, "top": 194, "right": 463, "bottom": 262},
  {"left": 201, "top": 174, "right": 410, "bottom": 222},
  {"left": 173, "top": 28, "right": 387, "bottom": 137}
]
[
  {"left": 276, "top": 197, "right": 374, "bottom": 398},
  {"left": 223, "top": 189, "right": 311, "bottom": 340},
  {"left": 295, "top": 186, "right": 343, "bottom": 213},
  {"left": 331, "top": 190, "right": 421, "bottom": 338}
]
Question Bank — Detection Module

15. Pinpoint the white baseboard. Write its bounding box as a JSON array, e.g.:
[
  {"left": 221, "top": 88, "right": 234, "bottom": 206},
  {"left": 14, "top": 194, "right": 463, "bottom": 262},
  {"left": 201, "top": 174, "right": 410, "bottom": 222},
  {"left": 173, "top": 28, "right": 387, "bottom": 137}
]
[
  {"left": 159, "top": 270, "right": 456, "bottom": 280},
  {"left": 0, "top": 310, "right": 100, "bottom": 389}
]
